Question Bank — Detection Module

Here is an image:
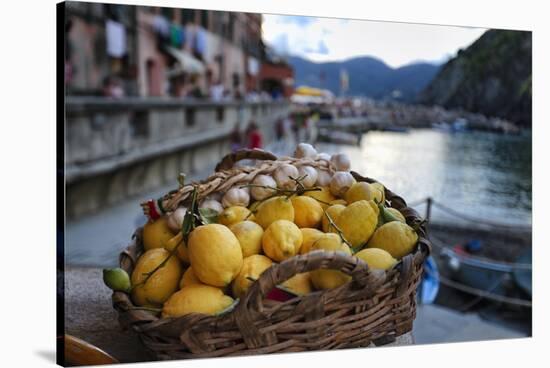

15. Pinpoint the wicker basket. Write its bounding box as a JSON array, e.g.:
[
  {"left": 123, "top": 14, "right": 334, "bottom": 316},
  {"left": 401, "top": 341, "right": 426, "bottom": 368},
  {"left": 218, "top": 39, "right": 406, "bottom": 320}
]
[{"left": 111, "top": 149, "right": 431, "bottom": 360}]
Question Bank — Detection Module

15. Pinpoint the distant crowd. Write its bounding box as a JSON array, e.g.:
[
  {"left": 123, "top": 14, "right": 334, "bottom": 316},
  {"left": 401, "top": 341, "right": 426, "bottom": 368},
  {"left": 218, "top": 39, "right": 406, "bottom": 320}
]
[{"left": 229, "top": 112, "right": 320, "bottom": 153}]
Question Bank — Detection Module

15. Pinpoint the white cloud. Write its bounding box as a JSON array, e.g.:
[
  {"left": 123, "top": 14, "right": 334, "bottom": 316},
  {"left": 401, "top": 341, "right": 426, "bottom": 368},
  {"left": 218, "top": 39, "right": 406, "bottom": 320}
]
[{"left": 262, "top": 15, "right": 487, "bottom": 68}]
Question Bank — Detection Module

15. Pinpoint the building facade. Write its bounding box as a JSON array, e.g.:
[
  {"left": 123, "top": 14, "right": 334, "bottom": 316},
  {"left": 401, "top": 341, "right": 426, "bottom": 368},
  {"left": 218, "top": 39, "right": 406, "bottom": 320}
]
[{"left": 64, "top": 2, "right": 293, "bottom": 99}]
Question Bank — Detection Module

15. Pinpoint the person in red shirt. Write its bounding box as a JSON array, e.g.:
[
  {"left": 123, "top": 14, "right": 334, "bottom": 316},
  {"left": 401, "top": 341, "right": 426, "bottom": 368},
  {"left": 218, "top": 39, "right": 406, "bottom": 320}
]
[{"left": 246, "top": 121, "right": 263, "bottom": 149}]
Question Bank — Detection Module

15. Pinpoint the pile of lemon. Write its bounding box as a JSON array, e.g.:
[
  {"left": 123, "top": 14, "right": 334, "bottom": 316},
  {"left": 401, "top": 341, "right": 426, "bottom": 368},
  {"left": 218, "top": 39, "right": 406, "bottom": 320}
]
[{"left": 109, "top": 144, "right": 419, "bottom": 319}]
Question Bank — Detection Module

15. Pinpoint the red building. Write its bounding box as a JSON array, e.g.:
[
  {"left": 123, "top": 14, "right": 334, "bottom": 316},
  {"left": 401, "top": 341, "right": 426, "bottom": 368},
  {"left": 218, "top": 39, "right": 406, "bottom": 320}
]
[{"left": 259, "top": 57, "right": 294, "bottom": 98}]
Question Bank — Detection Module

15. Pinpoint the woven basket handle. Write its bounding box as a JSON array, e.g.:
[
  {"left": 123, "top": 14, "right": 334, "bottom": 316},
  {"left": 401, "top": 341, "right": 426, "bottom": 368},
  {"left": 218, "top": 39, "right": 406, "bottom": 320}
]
[
  {"left": 215, "top": 149, "right": 278, "bottom": 171},
  {"left": 245, "top": 250, "right": 386, "bottom": 308},
  {"left": 233, "top": 251, "right": 387, "bottom": 348}
]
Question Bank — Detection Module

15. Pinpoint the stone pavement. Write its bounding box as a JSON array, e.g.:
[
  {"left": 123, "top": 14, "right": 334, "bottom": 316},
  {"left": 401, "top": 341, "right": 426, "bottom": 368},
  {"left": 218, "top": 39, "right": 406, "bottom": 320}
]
[{"left": 413, "top": 304, "right": 526, "bottom": 345}]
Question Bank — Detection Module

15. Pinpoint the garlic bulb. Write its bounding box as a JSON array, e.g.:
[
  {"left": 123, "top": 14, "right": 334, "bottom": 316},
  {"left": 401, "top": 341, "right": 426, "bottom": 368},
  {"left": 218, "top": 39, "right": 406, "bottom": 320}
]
[
  {"left": 205, "top": 191, "right": 223, "bottom": 202},
  {"left": 250, "top": 174, "right": 277, "bottom": 201},
  {"left": 294, "top": 143, "right": 318, "bottom": 159},
  {"left": 316, "top": 169, "right": 333, "bottom": 186},
  {"left": 200, "top": 199, "right": 224, "bottom": 214},
  {"left": 273, "top": 163, "right": 300, "bottom": 190},
  {"left": 330, "top": 153, "right": 351, "bottom": 171},
  {"left": 222, "top": 187, "right": 250, "bottom": 208},
  {"left": 316, "top": 152, "right": 331, "bottom": 162},
  {"left": 329, "top": 171, "right": 356, "bottom": 197},
  {"left": 297, "top": 165, "right": 318, "bottom": 188},
  {"left": 166, "top": 207, "right": 187, "bottom": 233}
]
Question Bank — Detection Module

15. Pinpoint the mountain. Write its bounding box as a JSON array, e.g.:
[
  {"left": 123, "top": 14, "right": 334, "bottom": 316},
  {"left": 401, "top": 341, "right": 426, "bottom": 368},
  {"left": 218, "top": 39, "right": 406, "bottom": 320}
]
[
  {"left": 288, "top": 55, "right": 441, "bottom": 102},
  {"left": 419, "top": 30, "right": 532, "bottom": 126}
]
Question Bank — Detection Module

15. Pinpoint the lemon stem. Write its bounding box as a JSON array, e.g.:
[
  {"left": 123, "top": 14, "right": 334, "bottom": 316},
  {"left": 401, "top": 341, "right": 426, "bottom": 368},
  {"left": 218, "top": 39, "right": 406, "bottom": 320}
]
[
  {"left": 411, "top": 219, "right": 428, "bottom": 232},
  {"left": 323, "top": 211, "right": 354, "bottom": 251}
]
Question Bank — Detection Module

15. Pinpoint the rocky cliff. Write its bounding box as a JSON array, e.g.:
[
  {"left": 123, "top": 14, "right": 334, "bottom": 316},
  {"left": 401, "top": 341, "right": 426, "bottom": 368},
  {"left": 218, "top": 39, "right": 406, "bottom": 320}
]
[{"left": 419, "top": 30, "right": 531, "bottom": 126}]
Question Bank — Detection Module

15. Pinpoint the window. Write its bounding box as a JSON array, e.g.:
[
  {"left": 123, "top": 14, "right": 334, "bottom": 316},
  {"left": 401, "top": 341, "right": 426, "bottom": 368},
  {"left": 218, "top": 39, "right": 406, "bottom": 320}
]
[
  {"left": 161, "top": 7, "right": 173, "bottom": 20},
  {"left": 200, "top": 10, "right": 209, "bottom": 29},
  {"left": 226, "top": 14, "right": 235, "bottom": 42},
  {"left": 182, "top": 9, "right": 195, "bottom": 24}
]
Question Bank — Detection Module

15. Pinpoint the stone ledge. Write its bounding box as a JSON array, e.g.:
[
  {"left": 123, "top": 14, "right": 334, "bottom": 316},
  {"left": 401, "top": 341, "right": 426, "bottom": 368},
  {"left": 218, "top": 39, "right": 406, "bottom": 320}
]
[{"left": 66, "top": 96, "right": 289, "bottom": 113}]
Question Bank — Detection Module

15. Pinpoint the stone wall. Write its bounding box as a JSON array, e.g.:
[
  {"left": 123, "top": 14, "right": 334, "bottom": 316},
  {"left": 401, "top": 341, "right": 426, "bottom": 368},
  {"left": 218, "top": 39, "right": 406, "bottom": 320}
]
[{"left": 65, "top": 97, "right": 290, "bottom": 219}]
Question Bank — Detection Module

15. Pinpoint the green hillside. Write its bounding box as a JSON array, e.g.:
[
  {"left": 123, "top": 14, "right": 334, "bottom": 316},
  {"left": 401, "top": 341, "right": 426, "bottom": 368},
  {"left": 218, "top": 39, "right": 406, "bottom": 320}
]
[{"left": 419, "top": 30, "right": 532, "bottom": 126}]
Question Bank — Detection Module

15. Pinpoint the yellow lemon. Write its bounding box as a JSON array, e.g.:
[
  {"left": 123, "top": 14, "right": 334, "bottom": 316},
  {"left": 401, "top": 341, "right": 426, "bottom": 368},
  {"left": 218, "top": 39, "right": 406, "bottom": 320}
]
[
  {"left": 355, "top": 248, "right": 397, "bottom": 270},
  {"left": 367, "top": 221, "right": 418, "bottom": 259},
  {"left": 254, "top": 196, "right": 295, "bottom": 229},
  {"left": 232, "top": 255, "right": 273, "bottom": 298},
  {"left": 304, "top": 186, "right": 336, "bottom": 209},
  {"left": 344, "top": 182, "right": 378, "bottom": 204},
  {"left": 330, "top": 199, "right": 347, "bottom": 206},
  {"left": 262, "top": 220, "right": 303, "bottom": 261},
  {"left": 370, "top": 182, "right": 386, "bottom": 203},
  {"left": 218, "top": 206, "right": 254, "bottom": 227},
  {"left": 188, "top": 224, "right": 244, "bottom": 287},
  {"left": 386, "top": 207, "right": 406, "bottom": 223},
  {"left": 281, "top": 272, "right": 312, "bottom": 295},
  {"left": 142, "top": 217, "right": 176, "bottom": 251},
  {"left": 164, "top": 232, "right": 189, "bottom": 264},
  {"left": 335, "top": 200, "right": 379, "bottom": 250},
  {"left": 299, "top": 228, "right": 325, "bottom": 254},
  {"left": 291, "top": 196, "right": 324, "bottom": 228},
  {"left": 131, "top": 248, "right": 182, "bottom": 307},
  {"left": 309, "top": 234, "right": 352, "bottom": 290},
  {"left": 179, "top": 267, "right": 204, "bottom": 289},
  {"left": 229, "top": 220, "right": 264, "bottom": 257},
  {"left": 162, "top": 285, "right": 234, "bottom": 318},
  {"left": 322, "top": 204, "right": 346, "bottom": 233}
]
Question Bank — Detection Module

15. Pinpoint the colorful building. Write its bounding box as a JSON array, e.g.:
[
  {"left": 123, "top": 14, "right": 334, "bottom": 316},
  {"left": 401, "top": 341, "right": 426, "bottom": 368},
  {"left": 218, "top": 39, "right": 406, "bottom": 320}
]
[{"left": 64, "top": 2, "right": 293, "bottom": 99}]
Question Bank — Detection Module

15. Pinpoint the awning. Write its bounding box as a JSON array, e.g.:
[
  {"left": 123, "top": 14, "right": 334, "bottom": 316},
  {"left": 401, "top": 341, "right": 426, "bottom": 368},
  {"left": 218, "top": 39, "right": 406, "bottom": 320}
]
[{"left": 165, "top": 46, "right": 205, "bottom": 76}]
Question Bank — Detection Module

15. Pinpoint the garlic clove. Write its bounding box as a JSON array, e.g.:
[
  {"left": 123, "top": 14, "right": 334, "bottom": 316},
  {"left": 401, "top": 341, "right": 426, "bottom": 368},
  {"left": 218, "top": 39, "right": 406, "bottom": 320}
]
[
  {"left": 204, "top": 191, "right": 223, "bottom": 202},
  {"left": 316, "top": 169, "right": 333, "bottom": 187},
  {"left": 166, "top": 207, "right": 187, "bottom": 233},
  {"left": 297, "top": 165, "right": 318, "bottom": 188},
  {"left": 294, "top": 143, "right": 318, "bottom": 159},
  {"left": 273, "top": 163, "right": 300, "bottom": 190},
  {"left": 316, "top": 152, "right": 331, "bottom": 162},
  {"left": 330, "top": 153, "right": 351, "bottom": 171},
  {"left": 222, "top": 187, "right": 250, "bottom": 208},
  {"left": 200, "top": 199, "right": 224, "bottom": 214},
  {"left": 329, "top": 171, "right": 356, "bottom": 197},
  {"left": 250, "top": 174, "right": 278, "bottom": 201}
]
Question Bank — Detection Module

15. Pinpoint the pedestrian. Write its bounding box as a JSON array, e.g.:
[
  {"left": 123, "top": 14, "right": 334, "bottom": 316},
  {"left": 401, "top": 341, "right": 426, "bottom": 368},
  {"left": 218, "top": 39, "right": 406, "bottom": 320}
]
[{"left": 246, "top": 121, "right": 263, "bottom": 149}]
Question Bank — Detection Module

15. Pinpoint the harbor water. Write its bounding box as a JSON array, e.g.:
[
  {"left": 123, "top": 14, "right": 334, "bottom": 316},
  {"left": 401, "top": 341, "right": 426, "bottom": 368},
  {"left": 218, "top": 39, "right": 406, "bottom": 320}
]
[{"left": 316, "top": 128, "right": 532, "bottom": 227}]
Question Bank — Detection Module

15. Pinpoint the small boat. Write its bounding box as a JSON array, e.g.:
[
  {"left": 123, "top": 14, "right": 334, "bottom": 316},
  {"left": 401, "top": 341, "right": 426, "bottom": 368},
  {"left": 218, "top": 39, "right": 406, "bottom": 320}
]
[
  {"left": 439, "top": 240, "right": 532, "bottom": 306},
  {"left": 512, "top": 249, "right": 532, "bottom": 298}
]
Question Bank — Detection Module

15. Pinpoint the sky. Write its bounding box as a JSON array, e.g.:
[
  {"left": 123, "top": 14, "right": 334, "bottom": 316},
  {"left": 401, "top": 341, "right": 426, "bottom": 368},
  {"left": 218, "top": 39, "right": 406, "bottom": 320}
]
[{"left": 262, "top": 15, "right": 488, "bottom": 68}]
